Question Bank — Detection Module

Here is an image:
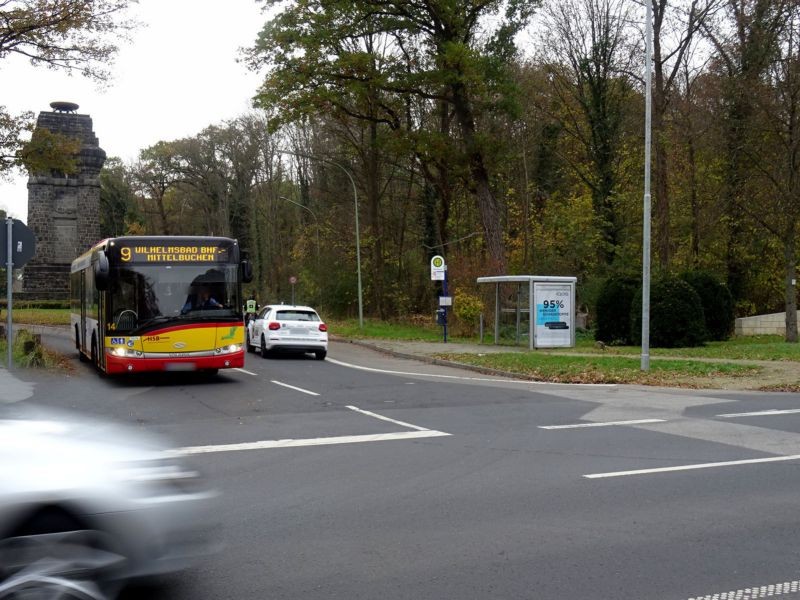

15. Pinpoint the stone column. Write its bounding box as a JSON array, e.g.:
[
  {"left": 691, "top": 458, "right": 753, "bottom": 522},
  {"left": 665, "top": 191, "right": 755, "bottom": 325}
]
[{"left": 21, "top": 102, "right": 106, "bottom": 300}]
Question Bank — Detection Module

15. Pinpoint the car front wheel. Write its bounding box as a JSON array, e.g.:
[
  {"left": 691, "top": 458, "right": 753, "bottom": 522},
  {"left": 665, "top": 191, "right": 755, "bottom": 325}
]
[{"left": 246, "top": 329, "right": 255, "bottom": 353}]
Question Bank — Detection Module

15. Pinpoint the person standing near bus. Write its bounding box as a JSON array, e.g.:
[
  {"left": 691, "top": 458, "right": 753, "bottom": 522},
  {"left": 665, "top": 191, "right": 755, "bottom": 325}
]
[{"left": 245, "top": 292, "right": 259, "bottom": 324}]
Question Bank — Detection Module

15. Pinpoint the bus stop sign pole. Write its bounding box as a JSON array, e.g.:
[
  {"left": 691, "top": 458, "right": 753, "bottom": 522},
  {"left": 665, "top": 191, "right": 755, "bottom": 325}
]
[
  {"left": 6, "top": 217, "right": 12, "bottom": 369},
  {"left": 2, "top": 217, "right": 37, "bottom": 369}
]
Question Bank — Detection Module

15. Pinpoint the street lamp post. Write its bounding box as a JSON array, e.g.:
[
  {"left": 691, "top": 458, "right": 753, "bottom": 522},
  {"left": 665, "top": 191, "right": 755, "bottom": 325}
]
[
  {"left": 278, "top": 195, "right": 321, "bottom": 260},
  {"left": 277, "top": 150, "right": 363, "bottom": 328},
  {"left": 641, "top": 1, "right": 653, "bottom": 371}
]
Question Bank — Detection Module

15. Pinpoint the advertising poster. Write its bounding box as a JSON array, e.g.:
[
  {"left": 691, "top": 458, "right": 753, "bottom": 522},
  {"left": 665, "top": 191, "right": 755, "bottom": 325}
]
[{"left": 534, "top": 282, "right": 573, "bottom": 347}]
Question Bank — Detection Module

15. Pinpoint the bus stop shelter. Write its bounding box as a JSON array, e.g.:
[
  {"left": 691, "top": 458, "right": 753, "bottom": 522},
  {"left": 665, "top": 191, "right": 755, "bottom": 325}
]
[{"left": 476, "top": 275, "right": 577, "bottom": 350}]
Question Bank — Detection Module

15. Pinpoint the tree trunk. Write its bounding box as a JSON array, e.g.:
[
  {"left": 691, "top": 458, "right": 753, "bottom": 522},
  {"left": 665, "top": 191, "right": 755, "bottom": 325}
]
[
  {"left": 653, "top": 105, "right": 670, "bottom": 269},
  {"left": 784, "top": 224, "right": 798, "bottom": 342},
  {"left": 366, "top": 119, "right": 385, "bottom": 319},
  {"left": 687, "top": 132, "right": 700, "bottom": 265},
  {"left": 450, "top": 81, "right": 506, "bottom": 272}
]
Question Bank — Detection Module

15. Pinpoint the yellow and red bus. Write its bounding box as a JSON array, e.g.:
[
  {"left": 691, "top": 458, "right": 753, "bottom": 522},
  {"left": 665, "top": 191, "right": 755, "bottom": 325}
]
[{"left": 70, "top": 236, "right": 253, "bottom": 375}]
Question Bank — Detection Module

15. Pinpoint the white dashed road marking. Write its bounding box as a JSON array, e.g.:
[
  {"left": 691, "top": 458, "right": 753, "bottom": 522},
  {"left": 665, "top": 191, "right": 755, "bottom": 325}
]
[
  {"left": 175, "top": 430, "right": 451, "bottom": 455},
  {"left": 585, "top": 453, "right": 800, "bottom": 479},
  {"left": 717, "top": 408, "right": 800, "bottom": 418},
  {"left": 233, "top": 368, "right": 258, "bottom": 376},
  {"left": 689, "top": 579, "right": 800, "bottom": 599},
  {"left": 539, "top": 419, "right": 666, "bottom": 430},
  {"left": 271, "top": 380, "right": 320, "bottom": 396},
  {"left": 346, "top": 405, "right": 431, "bottom": 431}
]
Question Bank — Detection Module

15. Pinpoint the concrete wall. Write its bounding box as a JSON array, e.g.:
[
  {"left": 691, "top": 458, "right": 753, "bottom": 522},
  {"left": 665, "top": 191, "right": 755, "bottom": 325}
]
[{"left": 735, "top": 312, "right": 800, "bottom": 336}]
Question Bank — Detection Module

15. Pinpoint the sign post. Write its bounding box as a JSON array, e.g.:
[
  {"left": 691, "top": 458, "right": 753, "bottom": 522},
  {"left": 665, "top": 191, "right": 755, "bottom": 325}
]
[
  {"left": 289, "top": 275, "right": 297, "bottom": 305},
  {"left": 5, "top": 218, "right": 11, "bottom": 369},
  {"left": 430, "top": 255, "right": 449, "bottom": 343},
  {"left": 2, "top": 218, "right": 37, "bottom": 369}
]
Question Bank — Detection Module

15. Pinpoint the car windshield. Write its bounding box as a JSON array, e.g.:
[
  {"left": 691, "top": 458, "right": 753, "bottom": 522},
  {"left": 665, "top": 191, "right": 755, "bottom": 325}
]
[
  {"left": 107, "top": 264, "right": 241, "bottom": 333},
  {"left": 274, "top": 310, "right": 320, "bottom": 322}
]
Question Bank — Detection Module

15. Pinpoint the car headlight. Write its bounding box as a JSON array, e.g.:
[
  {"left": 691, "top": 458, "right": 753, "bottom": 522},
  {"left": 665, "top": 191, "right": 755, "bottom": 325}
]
[{"left": 116, "top": 459, "right": 206, "bottom": 499}]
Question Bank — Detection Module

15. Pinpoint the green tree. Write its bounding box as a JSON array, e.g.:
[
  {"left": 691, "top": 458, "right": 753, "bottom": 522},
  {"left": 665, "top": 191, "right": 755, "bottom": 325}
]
[
  {"left": 703, "top": 0, "right": 790, "bottom": 301},
  {"left": 99, "top": 157, "right": 139, "bottom": 237},
  {"left": 542, "top": 0, "right": 636, "bottom": 266},
  {"left": 245, "top": 0, "right": 540, "bottom": 272},
  {"left": 0, "top": 0, "right": 135, "bottom": 177}
]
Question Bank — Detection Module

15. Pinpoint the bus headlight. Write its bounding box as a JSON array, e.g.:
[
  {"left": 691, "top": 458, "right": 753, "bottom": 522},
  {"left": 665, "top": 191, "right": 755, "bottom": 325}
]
[
  {"left": 215, "top": 344, "right": 242, "bottom": 354},
  {"left": 110, "top": 347, "right": 139, "bottom": 358}
]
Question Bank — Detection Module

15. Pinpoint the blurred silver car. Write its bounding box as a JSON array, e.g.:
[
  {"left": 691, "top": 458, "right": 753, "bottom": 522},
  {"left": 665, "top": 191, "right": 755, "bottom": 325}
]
[
  {"left": 0, "top": 406, "right": 216, "bottom": 598},
  {"left": 246, "top": 304, "right": 328, "bottom": 360}
]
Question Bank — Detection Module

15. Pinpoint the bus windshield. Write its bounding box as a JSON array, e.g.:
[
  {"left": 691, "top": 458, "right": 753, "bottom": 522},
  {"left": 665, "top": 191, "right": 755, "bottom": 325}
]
[{"left": 107, "top": 263, "right": 241, "bottom": 334}]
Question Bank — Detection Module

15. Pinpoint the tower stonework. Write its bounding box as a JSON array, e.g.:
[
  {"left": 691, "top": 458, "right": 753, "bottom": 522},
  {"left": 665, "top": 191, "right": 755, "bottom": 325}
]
[{"left": 21, "top": 102, "right": 106, "bottom": 300}]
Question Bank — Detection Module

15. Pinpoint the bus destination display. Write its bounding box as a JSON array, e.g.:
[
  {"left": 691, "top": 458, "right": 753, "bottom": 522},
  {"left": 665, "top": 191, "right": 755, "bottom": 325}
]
[{"left": 118, "top": 244, "right": 229, "bottom": 263}]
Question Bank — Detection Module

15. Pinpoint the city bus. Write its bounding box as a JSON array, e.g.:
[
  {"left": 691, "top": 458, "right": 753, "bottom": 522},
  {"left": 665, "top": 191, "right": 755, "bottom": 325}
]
[{"left": 70, "top": 236, "right": 253, "bottom": 375}]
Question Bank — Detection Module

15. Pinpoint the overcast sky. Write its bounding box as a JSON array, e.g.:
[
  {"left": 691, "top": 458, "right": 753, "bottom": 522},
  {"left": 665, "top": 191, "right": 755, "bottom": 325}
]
[{"left": 0, "top": 0, "right": 268, "bottom": 221}]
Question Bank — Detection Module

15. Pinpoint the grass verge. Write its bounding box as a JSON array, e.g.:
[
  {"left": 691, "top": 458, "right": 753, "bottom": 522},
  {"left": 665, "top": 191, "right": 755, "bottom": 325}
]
[
  {"left": 4, "top": 308, "right": 71, "bottom": 326},
  {"left": 432, "top": 352, "right": 761, "bottom": 386},
  {"left": 0, "top": 329, "right": 71, "bottom": 371}
]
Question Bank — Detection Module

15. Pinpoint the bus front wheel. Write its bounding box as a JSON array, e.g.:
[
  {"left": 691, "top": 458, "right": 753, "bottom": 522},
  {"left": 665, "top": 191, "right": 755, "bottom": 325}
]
[
  {"left": 76, "top": 326, "right": 87, "bottom": 363},
  {"left": 90, "top": 336, "right": 98, "bottom": 370}
]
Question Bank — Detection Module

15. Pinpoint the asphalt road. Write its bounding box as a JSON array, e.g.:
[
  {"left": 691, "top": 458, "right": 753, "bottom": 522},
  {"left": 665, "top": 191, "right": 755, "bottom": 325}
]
[{"left": 13, "top": 335, "right": 800, "bottom": 599}]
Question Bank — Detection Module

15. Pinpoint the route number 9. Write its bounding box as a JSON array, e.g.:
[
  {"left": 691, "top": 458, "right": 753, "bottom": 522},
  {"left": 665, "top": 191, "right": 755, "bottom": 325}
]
[{"left": 121, "top": 247, "right": 131, "bottom": 262}]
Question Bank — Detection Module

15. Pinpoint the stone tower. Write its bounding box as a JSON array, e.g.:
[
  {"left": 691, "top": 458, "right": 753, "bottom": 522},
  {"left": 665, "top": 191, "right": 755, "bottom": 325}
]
[{"left": 22, "top": 101, "right": 106, "bottom": 300}]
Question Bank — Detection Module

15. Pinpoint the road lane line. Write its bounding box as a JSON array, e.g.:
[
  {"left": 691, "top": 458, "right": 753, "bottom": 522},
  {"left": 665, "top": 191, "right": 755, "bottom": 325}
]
[
  {"left": 271, "top": 380, "right": 319, "bottom": 396},
  {"left": 584, "top": 454, "right": 800, "bottom": 479},
  {"left": 539, "top": 419, "right": 666, "bottom": 430},
  {"left": 174, "top": 430, "right": 451, "bottom": 455},
  {"left": 717, "top": 408, "right": 800, "bottom": 418},
  {"left": 326, "top": 357, "right": 614, "bottom": 386},
  {"left": 689, "top": 579, "right": 800, "bottom": 599},
  {"left": 346, "top": 405, "right": 430, "bottom": 431},
  {"left": 234, "top": 368, "right": 258, "bottom": 376}
]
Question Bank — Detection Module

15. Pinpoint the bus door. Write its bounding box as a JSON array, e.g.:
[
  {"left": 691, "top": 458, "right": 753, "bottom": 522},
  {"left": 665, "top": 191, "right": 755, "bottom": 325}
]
[{"left": 80, "top": 269, "right": 88, "bottom": 353}]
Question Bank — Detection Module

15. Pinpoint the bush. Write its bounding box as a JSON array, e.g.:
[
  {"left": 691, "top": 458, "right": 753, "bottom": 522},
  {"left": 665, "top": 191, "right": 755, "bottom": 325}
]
[
  {"left": 595, "top": 276, "right": 639, "bottom": 345},
  {"left": 630, "top": 276, "right": 708, "bottom": 348},
  {"left": 680, "top": 270, "right": 734, "bottom": 341},
  {"left": 452, "top": 288, "right": 484, "bottom": 336}
]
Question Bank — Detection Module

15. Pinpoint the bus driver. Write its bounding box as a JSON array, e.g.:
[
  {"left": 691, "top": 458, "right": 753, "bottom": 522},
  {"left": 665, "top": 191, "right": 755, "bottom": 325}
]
[{"left": 182, "top": 285, "right": 222, "bottom": 313}]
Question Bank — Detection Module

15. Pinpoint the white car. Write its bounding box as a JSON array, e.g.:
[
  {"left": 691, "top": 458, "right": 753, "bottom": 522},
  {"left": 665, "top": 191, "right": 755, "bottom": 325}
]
[
  {"left": 246, "top": 304, "right": 328, "bottom": 360},
  {"left": 0, "top": 405, "right": 216, "bottom": 598}
]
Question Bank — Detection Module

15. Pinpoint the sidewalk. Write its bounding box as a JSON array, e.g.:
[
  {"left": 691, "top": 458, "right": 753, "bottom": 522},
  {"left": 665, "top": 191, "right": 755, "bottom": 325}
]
[{"left": 0, "top": 362, "right": 35, "bottom": 403}]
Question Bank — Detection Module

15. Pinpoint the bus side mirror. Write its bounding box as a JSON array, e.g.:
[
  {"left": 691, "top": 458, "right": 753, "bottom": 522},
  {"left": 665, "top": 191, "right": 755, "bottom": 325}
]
[
  {"left": 94, "top": 252, "right": 110, "bottom": 291},
  {"left": 241, "top": 259, "right": 253, "bottom": 284}
]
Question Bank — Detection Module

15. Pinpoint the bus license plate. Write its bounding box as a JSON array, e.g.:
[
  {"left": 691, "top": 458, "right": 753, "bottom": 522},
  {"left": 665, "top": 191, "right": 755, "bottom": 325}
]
[{"left": 165, "top": 362, "right": 196, "bottom": 371}]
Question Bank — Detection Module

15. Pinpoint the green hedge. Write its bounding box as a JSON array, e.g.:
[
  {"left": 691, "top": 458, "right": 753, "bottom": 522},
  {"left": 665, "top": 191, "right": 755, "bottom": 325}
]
[
  {"left": 595, "top": 277, "right": 638, "bottom": 345},
  {"left": 680, "top": 270, "right": 734, "bottom": 341},
  {"left": 630, "top": 276, "right": 708, "bottom": 348},
  {"left": 0, "top": 300, "right": 70, "bottom": 310}
]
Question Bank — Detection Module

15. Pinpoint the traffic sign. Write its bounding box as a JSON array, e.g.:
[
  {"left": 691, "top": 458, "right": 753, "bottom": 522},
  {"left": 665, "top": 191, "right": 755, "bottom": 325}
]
[
  {"left": 0, "top": 219, "right": 36, "bottom": 268},
  {"left": 430, "top": 255, "right": 446, "bottom": 281}
]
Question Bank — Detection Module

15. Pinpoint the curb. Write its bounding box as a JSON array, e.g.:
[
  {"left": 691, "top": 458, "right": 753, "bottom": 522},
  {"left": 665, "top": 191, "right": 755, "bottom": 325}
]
[{"left": 333, "top": 337, "right": 547, "bottom": 383}]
